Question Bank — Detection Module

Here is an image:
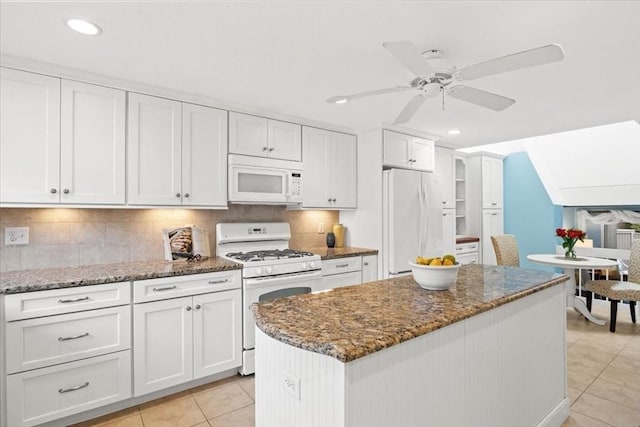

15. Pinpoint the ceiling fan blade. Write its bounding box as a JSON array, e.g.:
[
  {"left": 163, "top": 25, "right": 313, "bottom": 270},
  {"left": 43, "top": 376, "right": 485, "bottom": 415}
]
[
  {"left": 454, "top": 44, "right": 565, "bottom": 81},
  {"left": 393, "top": 95, "right": 426, "bottom": 124},
  {"left": 326, "top": 86, "right": 411, "bottom": 104},
  {"left": 447, "top": 85, "right": 515, "bottom": 111},
  {"left": 383, "top": 41, "right": 434, "bottom": 76}
]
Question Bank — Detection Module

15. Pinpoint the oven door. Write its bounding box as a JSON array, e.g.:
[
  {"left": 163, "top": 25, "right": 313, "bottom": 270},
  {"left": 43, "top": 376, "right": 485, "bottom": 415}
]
[{"left": 243, "top": 270, "right": 322, "bottom": 350}]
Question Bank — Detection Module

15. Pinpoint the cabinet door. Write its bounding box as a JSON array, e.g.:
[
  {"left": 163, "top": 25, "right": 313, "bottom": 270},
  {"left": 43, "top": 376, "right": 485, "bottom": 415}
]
[
  {"left": 133, "top": 296, "right": 193, "bottom": 396},
  {"left": 383, "top": 130, "right": 411, "bottom": 169},
  {"left": 331, "top": 132, "right": 357, "bottom": 208},
  {"left": 482, "top": 157, "right": 503, "bottom": 209},
  {"left": 268, "top": 120, "right": 301, "bottom": 161},
  {"left": 362, "top": 254, "right": 378, "bottom": 283},
  {"left": 0, "top": 67, "right": 60, "bottom": 203},
  {"left": 228, "top": 112, "right": 268, "bottom": 157},
  {"left": 442, "top": 209, "right": 456, "bottom": 256},
  {"left": 192, "top": 289, "right": 242, "bottom": 379},
  {"left": 302, "top": 126, "right": 331, "bottom": 208},
  {"left": 60, "top": 80, "right": 126, "bottom": 204},
  {"left": 435, "top": 146, "right": 455, "bottom": 208},
  {"left": 322, "top": 271, "right": 362, "bottom": 290},
  {"left": 182, "top": 103, "right": 228, "bottom": 207},
  {"left": 127, "top": 93, "right": 182, "bottom": 205},
  {"left": 482, "top": 209, "right": 504, "bottom": 265},
  {"left": 411, "top": 137, "right": 435, "bottom": 172}
]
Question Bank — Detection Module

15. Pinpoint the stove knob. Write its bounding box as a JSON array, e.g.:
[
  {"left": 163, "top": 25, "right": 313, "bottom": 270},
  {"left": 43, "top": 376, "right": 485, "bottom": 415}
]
[
  {"left": 309, "top": 261, "right": 316, "bottom": 269},
  {"left": 255, "top": 267, "right": 262, "bottom": 276},
  {"left": 265, "top": 266, "right": 273, "bottom": 274}
]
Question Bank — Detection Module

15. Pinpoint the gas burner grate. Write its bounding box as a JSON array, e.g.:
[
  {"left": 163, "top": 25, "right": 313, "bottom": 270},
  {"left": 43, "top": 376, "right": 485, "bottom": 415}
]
[{"left": 225, "top": 249, "right": 315, "bottom": 262}]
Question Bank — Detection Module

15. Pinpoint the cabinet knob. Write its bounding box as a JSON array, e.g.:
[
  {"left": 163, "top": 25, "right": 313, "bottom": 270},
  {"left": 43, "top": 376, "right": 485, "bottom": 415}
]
[
  {"left": 63, "top": 189, "right": 70, "bottom": 194},
  {"left": 364, "top": 262, "right": 369, "bottom": 266},
  {"left": 176, "top": 193, "right": 181, "bottom": 198},
  {"left": 263, "top": 147, "right": 268, "bottom": 151},
  {"left": 186, "top": 306, "right": 192, "bottom": 311},
  {"left": 332, "top": 198, "right": 337, "bottom": 202},
  {"left": 327, "top": 198, "right": 332, "bottom": 202},
  {"left": 184, "top": 193, "right": 190, "bottom": 198},
  {"left": 268, "top": 147, "right": 274, "bottom": 152},
  {"left": 50, "top": 188, "right": 57, "bottom": 194},
  {"left": 195, "top": 304, "right": 201, "bottom": 310}
]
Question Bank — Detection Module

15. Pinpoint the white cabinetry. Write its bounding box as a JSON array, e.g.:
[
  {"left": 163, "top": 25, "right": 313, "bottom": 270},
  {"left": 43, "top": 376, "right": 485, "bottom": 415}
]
[
  {"left": 3, "top": 282, "right": 131, "bottom": 427},
  {"left": 455, "top": 241, "right": 479, "bottom": 265},
  {"left": 229, "top": 112, "right": 301, "bottom": 161},
  {"left": 467, "top": 154, "right": 504, "bottom": 265},
  {"left": 442, "top": 210, "right": 456, "bottom": 256},
  {"left": 302, "top": 127, "right": 357, "bottom": 209},
  {"left": 127, "top": 93, "right": 228, "bottom": 207},
  {"left": 1, "top": 68, "right": 126, "bottom": 205},
  {"left": 383, "top": 130, "right": 434, "bottom": 172},
  {"left": 133, "top": 271, "right": 242, "bottom": 396},
  {"left": 434, "top": 146, "right": 455, "bottom": 208},
  {"left": 361, "top": 254, "right": 378, "bottom": 283},
  {"left": 455, "top": 157, "right": 467, "bottom": 236}
]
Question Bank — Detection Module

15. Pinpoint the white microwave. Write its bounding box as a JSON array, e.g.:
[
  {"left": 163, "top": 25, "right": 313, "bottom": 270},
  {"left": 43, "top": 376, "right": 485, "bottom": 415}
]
[{"left": 228, "top": 154, "right": 303, "bottom": 204}]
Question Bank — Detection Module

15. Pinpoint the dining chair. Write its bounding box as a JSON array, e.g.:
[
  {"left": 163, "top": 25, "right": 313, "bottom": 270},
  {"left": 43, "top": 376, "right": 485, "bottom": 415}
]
[
  {"left": 585, "top": 239, "right": 640, "bottom": 332},
  {"left": 491, "top": 234, "right": 520, "bottom": 267}
]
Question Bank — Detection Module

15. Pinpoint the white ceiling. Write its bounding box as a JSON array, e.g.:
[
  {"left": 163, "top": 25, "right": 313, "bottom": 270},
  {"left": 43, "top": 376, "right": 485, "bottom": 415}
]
[{"left": 1, "top": 1, "right": 639, "bottom": 148}]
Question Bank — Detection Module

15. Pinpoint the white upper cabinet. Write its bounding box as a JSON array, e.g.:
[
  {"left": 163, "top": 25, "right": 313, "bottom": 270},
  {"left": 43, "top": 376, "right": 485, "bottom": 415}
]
[
  {"left": 60, "top": 80, "right": 126, "bottom": 204},
  {"left": 1, "top": 68, "right": 127, "bottom": 205},
  {"left": 481, "top": 156, "right": 503, "bottom": 209},
  {"left": 302, "top": 127, "right": 357, "bottom": 209},
  {"left": 435, "top": 146, "right": 455, "bottom": 209},
  {"left": 1, "top": 68, "right": 60, "bottom": 204},
  {"left": 229, "top": 111, "right": 301, "bottom": 161},
  {"left": 383, "top": 130, "right": 434, "bottom": 172},
  {"left": 182, "top": 103, "right": 228, "bottom": 207},
  {"left": 128, "top": 93, "right": 228, "bottom": 207}
]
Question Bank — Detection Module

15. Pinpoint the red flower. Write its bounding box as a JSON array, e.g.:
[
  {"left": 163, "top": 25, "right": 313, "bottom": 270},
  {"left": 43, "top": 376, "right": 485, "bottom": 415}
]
[{"left": 556, "top": 228, "right": 567, "bottom": 238}]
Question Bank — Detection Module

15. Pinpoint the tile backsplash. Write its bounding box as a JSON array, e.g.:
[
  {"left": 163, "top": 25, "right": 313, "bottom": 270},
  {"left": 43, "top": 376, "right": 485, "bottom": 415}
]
[{"left": 0, "top": 207, "right": 338, "bottom": 272}]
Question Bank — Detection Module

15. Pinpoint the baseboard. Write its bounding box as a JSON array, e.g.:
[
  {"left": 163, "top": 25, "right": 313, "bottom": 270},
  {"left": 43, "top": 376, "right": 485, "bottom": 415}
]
[{"left": 537, "top": 398, "right": 570, "bottom": 427}]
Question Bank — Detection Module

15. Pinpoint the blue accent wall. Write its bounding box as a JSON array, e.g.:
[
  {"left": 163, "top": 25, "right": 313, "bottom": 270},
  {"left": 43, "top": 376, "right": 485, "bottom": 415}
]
[{"left": 504, "top": 152, "right": 563, "bottom": 271}]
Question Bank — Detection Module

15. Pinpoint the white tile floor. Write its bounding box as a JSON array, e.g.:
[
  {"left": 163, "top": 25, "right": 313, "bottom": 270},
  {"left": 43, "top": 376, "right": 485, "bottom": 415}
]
[{"left": 75, "top": 300, "right": 639, "bottom": 427}]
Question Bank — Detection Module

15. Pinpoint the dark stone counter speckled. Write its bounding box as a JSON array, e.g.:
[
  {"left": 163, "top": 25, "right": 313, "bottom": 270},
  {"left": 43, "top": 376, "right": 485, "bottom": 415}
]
[
  {"left": 296, "top": 246, "right": 378, "bottom": 259},
  {"left": 0, "top": 258, "right": 241, "bottom": 294},
  {"left": 252, "top": 264, "right": 568, "bottom": 363}
]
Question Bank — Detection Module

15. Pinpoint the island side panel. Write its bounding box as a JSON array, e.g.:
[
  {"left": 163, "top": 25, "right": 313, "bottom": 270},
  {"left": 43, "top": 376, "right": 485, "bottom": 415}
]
[
  {"left": 255, "top": 328, "right": 346, "bottom": 427},
  {"left": 464, "top": 283, "right": 568, "bottom": 427}
]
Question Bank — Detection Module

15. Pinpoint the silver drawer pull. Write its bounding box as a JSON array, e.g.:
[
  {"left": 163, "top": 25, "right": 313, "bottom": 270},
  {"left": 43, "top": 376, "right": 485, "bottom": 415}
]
[
  {"left": 336, "top": 264, "right": 349, "bottom": 268},
  {"left": 58, "top": 332, "right": 90, "bottom": 341},
  {"left": 59, "top": 382, "right": 90, "bottom": 393},
  {"left": 208, "top": 279, "right": 229, "bottom": 285},
  {"left": 153, "top": 285, "right": 177, "bottom": 292},
  {"left": 58, "top": 296, "right": 89, "bottom": 304}
]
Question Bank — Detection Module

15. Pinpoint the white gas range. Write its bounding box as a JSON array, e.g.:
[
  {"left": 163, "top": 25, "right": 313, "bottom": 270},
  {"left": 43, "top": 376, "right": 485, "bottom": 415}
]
[{"left": 215, "top": 222, "right": 322, "bottom": 375}]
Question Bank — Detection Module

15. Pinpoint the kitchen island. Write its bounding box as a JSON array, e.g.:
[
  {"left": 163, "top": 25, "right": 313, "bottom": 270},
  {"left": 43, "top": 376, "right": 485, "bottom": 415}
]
[{"left": 253, "top": 264, "right": 570, "bottom": 427}]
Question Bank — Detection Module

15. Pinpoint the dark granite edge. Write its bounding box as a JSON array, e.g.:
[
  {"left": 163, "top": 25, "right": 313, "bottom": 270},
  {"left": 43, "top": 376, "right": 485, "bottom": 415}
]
[
  {"left": 253, "top": 274, "right": 568, "bottom": 363},
  {"left": 293, "top": 246, "right": 379, "bottom": 260}
]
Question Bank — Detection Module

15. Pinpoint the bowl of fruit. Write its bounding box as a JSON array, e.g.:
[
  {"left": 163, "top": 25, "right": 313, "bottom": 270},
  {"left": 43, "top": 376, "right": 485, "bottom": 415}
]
[{"left": 409, "top": 255, "right": 460, "bottom": 290}]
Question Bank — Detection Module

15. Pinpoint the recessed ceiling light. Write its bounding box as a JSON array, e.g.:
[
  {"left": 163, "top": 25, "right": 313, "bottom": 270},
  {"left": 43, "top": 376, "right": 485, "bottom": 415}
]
[
  {"left": 335, "top": 98, "right": 349, "bottom": 105},
  {"left": 448, "top": 129, "right": 461, "bottom": 135},
  {"left": 66, "top": 18, "right": 102, "bottom": 35}
]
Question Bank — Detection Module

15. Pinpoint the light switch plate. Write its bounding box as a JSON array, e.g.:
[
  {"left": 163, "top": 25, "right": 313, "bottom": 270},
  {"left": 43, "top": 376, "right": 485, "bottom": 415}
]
[{"left": 5, "top": 227, "right": 29, "bottom": 245}]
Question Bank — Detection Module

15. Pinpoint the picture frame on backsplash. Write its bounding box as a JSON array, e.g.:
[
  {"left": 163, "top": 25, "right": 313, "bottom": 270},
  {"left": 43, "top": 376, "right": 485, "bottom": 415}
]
[{"left": 162, "top": 227, "right": 193, "bottom": 261}]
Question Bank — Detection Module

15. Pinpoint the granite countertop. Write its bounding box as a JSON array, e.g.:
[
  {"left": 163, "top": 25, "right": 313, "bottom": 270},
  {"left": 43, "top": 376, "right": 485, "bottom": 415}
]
[
  {"left": 296, "top": 246, "right": 378, "bottom": 260},
  {"left": 252, "top": 265, "right": 568, "bottom": 363},
  {"left": 0, "top": 258, "right": 242, "bottom": 294}
]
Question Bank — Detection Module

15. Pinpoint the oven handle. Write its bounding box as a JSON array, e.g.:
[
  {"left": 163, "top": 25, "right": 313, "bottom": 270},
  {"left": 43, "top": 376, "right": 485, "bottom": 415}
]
[{"left": 244, "top": 270, "right": 322, "bottom": 288}]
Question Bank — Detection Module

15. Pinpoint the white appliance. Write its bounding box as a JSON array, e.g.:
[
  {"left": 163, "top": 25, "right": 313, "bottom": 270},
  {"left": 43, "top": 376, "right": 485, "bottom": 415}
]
[
  {"left": 228, "top": 154, "right": 303, "bottom": 204},
  {"left": 216, "top": 222, "right": 321, "bottom": 375},
  {"left": 383, "top": 168, "right": 444, "bottom": 278}
]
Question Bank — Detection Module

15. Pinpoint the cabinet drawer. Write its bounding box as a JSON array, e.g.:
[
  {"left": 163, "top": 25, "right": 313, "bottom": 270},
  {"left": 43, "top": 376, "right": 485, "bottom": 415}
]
[
  {"left": 321, "top": 271, "right": 362, "bottom": 291},
  {"left": 6, "top": 350, "right": 131, "bottom": 427},
  {"left": 6, "top": 305, "right": 131, "bottom": 374},
  {"left": 457, "top": 252, "right": 479, "bottom": 265},
  {"left": 455, "top": 242, "right": 479, "bottom": 254},
  {"left": 4, "top": 282, "right": 130, "bottom": 321},
  {"left": 322, "top": 256, "right": 362, "bottom": 276},
  {"left": 133, "top": 270, "right": 241, "bottom": 303}
]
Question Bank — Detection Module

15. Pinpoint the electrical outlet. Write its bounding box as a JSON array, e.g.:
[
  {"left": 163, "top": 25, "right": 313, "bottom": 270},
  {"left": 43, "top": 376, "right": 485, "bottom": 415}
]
[
  {"left": 318, "top": 222, "right": 325, "bottom": 233},
  {"left": 5, "top": 227, "right": 29, "bottom": 245},
  {"left": 282, "top": 370, "right": 301, "bottom": 400}
]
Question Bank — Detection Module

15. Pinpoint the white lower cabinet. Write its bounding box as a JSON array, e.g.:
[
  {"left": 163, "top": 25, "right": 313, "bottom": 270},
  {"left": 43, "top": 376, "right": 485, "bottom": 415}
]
[
  {"left": 133, "top": 272, "right": 242, "bottom": 396},
  {"left": 361, "top": 254, "right": 378, "bottom": 283},
  {"left": 3, "top": 282, "right": 131, "bottom": 427},
  {"left": 6, "top": 351, "right": 131, "bottom": 427},
  {"left": 482, "top": 209, "right": 504, "bottom": 265},
  {"left": 321, "top": 255, "right": 377, "bottom": 290}
]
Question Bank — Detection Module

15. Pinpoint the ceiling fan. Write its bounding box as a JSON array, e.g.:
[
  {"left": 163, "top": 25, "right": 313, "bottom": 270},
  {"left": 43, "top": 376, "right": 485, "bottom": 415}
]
[{"left": 327, "top": 41, "right": 565, "bottom": 125}]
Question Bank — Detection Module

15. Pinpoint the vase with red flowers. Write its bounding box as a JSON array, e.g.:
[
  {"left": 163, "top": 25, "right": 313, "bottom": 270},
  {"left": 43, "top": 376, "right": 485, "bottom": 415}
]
[{"left": 555, "top": 228, "right": 586, "bottom": 258}]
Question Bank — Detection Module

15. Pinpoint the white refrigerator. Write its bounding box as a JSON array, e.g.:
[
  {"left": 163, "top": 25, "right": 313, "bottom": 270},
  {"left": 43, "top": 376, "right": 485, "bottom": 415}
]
[{"left": 383, "top": 168, "right": 444, "bottom": 278}]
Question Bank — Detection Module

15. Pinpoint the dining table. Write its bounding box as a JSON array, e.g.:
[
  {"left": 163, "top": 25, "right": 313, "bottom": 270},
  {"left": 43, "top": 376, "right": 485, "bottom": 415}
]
[{"left": 527, "top": 254, "right": 618, "bottom": 325}]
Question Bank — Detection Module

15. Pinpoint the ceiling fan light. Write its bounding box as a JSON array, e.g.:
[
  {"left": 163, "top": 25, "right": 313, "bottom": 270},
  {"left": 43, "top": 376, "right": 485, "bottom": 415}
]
[
  {"left": 335, "top": 98, "right": 349, "bottom": 104},
  {"left": 448, "top": 129, "right": 461, "bottom": 135},
  {"left": 66, "top": 18, "right": 102, "bottom": 35}
]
